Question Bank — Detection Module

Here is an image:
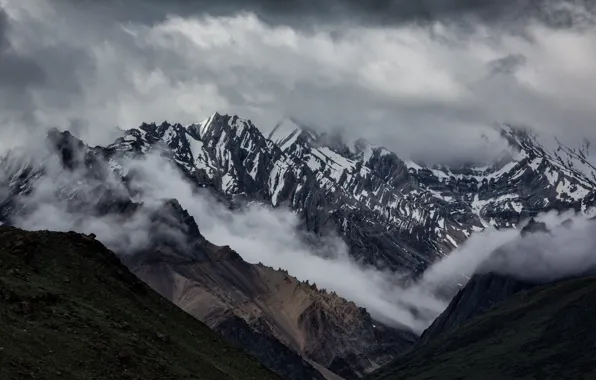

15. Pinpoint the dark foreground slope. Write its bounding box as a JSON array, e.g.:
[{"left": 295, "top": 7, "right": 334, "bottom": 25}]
[
  {"left": 417, "top": 273, "right": 537, "bottom": 346},
  {"left": 367, "top": 275, "right": 596, "bottom": 380},
  {"left": 0, "top": 227, "right": 280, "bottom": 380}
]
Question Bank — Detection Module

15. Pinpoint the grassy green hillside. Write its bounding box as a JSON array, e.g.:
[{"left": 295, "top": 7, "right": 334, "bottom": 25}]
[
  {"left": 0, "top": 226, "right": 280, "bottom": 380},
  {"left": 368, "top": 276, "right": 596, "bottom": 380}
]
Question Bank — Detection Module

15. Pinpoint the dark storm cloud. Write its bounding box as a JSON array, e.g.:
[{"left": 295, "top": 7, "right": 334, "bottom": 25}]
[
  {"left": 488, "top": 54, "right": 527, "bottom": 75},
  {"left": 57, "top": 0, "right": 596, "bottom": 28},
  {"left": 0, "top": 4, "right": 98, "bottom": 143},
  {"left": 0, "top": 7, "right": 46, "bottom": 137},
  {"left": 244, "top": 0, "right": 596, "bottom": 28},
  {"left": 0, "top": 8, "right": 44, "bottom": 87}
]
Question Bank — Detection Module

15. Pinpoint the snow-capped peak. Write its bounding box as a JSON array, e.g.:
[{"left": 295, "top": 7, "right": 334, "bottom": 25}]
[
  {"left": 190, "top": 112, "right": 260, "bottom": 142},
  {"left": 268, "top": 117, "right": 319, "bottom": 152},
  {"left": 268, "top": 118, "right": 302, "bottom": 149},
  {"left": 189, "top": 112, "right": 223, "bottom": 139}
]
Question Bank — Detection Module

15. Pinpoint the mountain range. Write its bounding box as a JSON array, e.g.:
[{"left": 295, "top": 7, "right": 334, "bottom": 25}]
[
  {"left": 109, "top": 113, "right": 596, "bottom": 268},
  {"left": 1, "top": 112, "right": 596, "bottom": 379}
]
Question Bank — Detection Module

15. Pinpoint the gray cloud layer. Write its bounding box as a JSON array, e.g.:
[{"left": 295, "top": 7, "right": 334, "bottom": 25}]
[
  {"left": 1, "top": 0, "right": 596, "bottom": 163},
  {"left": 0, "top": 9, "right": 43, "bottom": 86},
  {"left": 56, "top": 0, "right": 596, "bottom": 27}
]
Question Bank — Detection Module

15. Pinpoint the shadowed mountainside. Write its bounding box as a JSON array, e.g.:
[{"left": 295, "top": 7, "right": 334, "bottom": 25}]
[
  {"left": 416, "top": 272, "right": 538, "bottom": 346},
  {"left": 367, "top": 274, "right": 596, "bottom": 379},
  {"left": 0, "top": 226, "right": 280, "bottom": 380}
]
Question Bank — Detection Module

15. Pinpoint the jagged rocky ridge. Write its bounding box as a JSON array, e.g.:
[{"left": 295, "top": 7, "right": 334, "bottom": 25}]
[
  {"left": 105, "top": 114, "right": 596, "bottom": 272},
  {"left": 0, "top": 130, "right": 416, "bottom": 379}
]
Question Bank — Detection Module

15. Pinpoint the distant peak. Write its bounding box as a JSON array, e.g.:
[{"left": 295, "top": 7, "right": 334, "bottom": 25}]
[
  {"left": 45, "top": 126, "right": 63, "bottom": 136},
  {"left": 269, "top": 117, "right": 319, "bottom": 151},
  {"left": 269, "top": 118, "right": 300, "bottom": 143},
  {"left": 45, "top": 127, "right": 85, "bottom": 148},
  {"left": 497, "top": 124, "right": 537, "bottom": 147},
  {"left": 189, "top": 112, "right": 257, "bottom": 139},
  {"left": 194, "top": 113, "right": 220, "bottom": 137},
  {"left": 353, "top": 137, "right": 374, "bottom": 156},
  {"left": 46, "top": 127, "right": 78, "bottom": 141}
]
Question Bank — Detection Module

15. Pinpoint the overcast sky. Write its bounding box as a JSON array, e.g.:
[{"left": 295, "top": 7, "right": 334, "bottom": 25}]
[{"left": 1, "top": 0, "right": 595, "bottom": 163}]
